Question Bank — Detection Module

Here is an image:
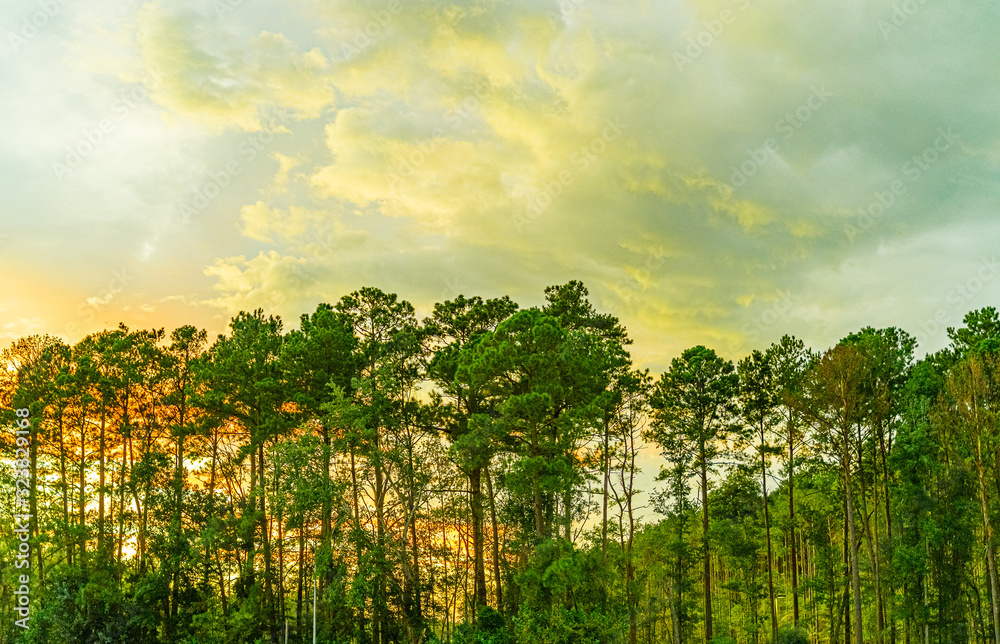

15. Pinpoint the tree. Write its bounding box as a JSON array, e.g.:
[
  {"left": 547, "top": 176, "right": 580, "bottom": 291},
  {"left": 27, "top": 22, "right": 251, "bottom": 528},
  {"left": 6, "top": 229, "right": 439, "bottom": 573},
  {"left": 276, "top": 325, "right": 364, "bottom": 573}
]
[
  {"left": 463, "top": 308, "right": 607, "bottom": 546},
  {"left": 329, "top": 287, "right": 425, "bottom": 644},
  {"left": 648, "top": 345, "right": 738, "bottom": 643},
  {"left": 796, "top": 344, "right": 870, "bottom": 644},
  {"left": 767, "top": 335, "right": 810, "bottom": 628},
  {"left": 542, "top": 280, "right": 631, "bottom": 562},
  {"left": 281, "top": 303, "right": 357, "bottom": 597},
  {"left": 941, "top": 354, "right": 1000, "bottom": 644},
  {"left": 840, "top": 327, "right": 915, "bottom": 644},
  {"left": 202, "top": 309, "right": 289, "bottom": 643},
  {"left": 425, "top": 294, "right": 518, "bottom": 612},
  {"left": 607, "top": 368, "right": 651, "bottom": 644},
  {"left": 737, "top": 349, "right": 781, "bottom": 644},
  {"left": 159, "top": 324, "right": 208, "bottom": 640}
]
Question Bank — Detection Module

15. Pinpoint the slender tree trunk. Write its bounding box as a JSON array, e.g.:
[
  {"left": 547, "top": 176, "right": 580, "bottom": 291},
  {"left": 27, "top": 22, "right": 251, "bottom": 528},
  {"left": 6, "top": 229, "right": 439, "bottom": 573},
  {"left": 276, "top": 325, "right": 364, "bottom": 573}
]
[
  {"left": 171, "top": 376, "right": 188, "bottom": 628},
  {"left": 247, "top": 436, "right": 258, "bottom": 599},
  {"left": 321, "top": 425, "right": 332, "bottom": 553},
  {"left": 374, "top": 447, "right": 387, "bottom": 644},
  {"left": 879, "top": 423, "right": 896, "bottom": 644},
  {"left": 259, "top": 442, "right": 277, "bottom": 644},
  {"left": 117, "top": 428, "right": 128, "bottom": 577},
  {"left": 603, "top": 417, "right": 610, "bottom": 560},
  {"left": 761, "top": 432, "right": 778, "bottom": 644},
  {"left": 297, "top": 525, "right": 304, "bottom": 639},
  {"left": 99, "top": 402, "right": 106, "bottom": 554},
  {"left": 626, "top": 430, "right": 638, "bottom": 644},
  {"left": 205, "top": 427, "right": 218, "bottom": 591},
  {"left": 350, "top": 445, "right": 367, "bottom": 640},
  {"left": 563, "top": 486, "right": 573, "bottom": 542},
  {"left": 469, "top": 466, "right": 487, "bottom": 611},
  {"left": 701, "top": 442, "right": 713, "bottom": 643},
  {"left": 844, "top": 442, "right": 864, "bottom": 644},
  {"left": 58, "top": 412, "right": 72, "bottom": 566},
  {"left": 404, "top": 434, "right": 424, "bottom": 644},
  {"left": 857, "top": 425, "right": 885, "bottom": 644},
  {"left": 975, "top": 436, "right": 1000, "bottom": 644},
  {"left": 789, "top": 413, "right": 800, "bottom": 627},
  {"left": 532, "top": 427, "right": 545, "bottom": 541},
  {"left": 278, "top": 491, "right": 286, "bottom": 640},
  {"left": 217, "top": 542, "right": 229, "bottom": 617},
  {"left": 79, "top": 411, "right": 87, "bottom": 561},
  {"left": 485, "top": 464, "right": 503, "bottom": 610}
]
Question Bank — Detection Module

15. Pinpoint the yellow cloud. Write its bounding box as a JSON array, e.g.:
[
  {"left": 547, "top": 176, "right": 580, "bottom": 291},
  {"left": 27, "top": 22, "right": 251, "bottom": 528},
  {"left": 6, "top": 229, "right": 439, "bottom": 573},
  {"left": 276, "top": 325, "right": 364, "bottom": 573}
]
[
  {"left": 134, "top": 3, "right": 335, "bottom": 132},
  {"left": 240, "top": 201, "right": 369, "bottom": 251},
  {"left": 270, "top": 152, "right": 301, "bottom": 194},
  {"left": 203, "top": 251, "right": 315, "bottom": 317}
]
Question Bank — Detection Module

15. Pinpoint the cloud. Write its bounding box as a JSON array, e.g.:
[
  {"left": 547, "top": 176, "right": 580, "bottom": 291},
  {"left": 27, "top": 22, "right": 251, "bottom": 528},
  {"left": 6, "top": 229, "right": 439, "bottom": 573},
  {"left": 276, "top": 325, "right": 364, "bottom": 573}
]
[
  {"left": 3, "top": 0, "right": 999, "bottom": 365},
  {"left": 1, "top": 318, "right": 47, "bottom": 343},
  {"left": 133, "top": 2, "right": 336, "bottom": 132}
]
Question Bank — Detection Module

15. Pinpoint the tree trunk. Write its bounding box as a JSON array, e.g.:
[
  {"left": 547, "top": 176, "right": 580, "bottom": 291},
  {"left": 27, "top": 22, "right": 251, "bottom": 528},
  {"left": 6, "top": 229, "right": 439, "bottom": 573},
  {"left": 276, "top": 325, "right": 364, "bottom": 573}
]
[
  {"left": 321, "top": 425, "right": 332, "bottom": 553},
  {"left": 701, "top": 442, "right": 713, "bottom": 643},
  {"left": 258, "top": 442, "right": 277, "bottom": 644},
  {"left": 532, "top": 427, "right": 545, "bottom": 541},
  {"left": 99, "top": 402, "right": 106, "bottom": 554},
  {"left": 761, "top": 432, "right": 778, "bottom": 643},
  {"left": 297, "top": 525, "right": 304, "bottom": 639},
  {"left": 603, "top": 417, "right": 610, "bottom": 560},
  {"left": 350, "top": 445, "right": 367, "bottom": 640},
  {"left": 975, "top": 435, "right": 1000, "bottom": 644},
  {"left": 789, "top": 412, "right": 800, "bottom": 627},
  {"left": 58, "top": 412, "right": 72, "bottom": 566},
  {"left": 626, "top": 434, "right": 638, "bottom": 644},
  {"left": 469, "top": 465, "right": 487, "bottom": 611},
  {"left": 374, "top": 446, "right": 387, "bottom": 644},
  {"left": 79, "top": 411, "right": 87, "bottom": 560},
  {"left": 844, "top": 446, "right": 864, "bottom": 644},
  {"left": 857, "top": 425, "right": 885, "bottom": 644},
  {"left": 485, "top": 464, "right": 503, "bottom": 610}
]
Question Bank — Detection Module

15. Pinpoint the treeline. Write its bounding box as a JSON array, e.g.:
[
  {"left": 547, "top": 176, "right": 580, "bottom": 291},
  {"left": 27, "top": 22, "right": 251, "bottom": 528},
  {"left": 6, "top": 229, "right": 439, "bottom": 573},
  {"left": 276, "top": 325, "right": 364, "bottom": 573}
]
[{"left": 0, "top": 281, "right": 999, "bottom": 644}]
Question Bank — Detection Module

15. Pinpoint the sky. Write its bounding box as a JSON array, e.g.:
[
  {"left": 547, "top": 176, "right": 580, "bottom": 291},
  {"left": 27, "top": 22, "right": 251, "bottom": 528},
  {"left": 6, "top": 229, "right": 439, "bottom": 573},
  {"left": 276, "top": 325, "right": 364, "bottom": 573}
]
[{"left": 1, "top": 0, "right": 999, "bottom": 374}]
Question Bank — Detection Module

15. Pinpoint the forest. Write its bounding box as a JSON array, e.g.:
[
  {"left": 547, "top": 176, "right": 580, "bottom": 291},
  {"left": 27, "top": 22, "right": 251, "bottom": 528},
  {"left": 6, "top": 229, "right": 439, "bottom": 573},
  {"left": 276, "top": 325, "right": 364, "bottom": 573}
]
[{"left": 1, "top": 281, "right": 999, "bottom": 644}]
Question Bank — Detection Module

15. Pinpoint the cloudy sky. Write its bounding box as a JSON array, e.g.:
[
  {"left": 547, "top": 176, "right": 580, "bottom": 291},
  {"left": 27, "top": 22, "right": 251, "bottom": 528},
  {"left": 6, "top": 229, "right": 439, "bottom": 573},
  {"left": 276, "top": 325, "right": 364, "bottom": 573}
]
[{"left": 2, "top": 0, "right": 998, "bottom": 371}]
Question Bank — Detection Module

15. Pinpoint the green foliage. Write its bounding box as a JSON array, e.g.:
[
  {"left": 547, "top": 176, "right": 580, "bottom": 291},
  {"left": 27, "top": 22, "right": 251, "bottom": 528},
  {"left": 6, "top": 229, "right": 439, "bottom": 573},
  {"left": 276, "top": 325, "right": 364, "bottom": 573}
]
[
  {"left": 513, "top": 539, "right": 624, "bottom": 644},
  {"left": 709, "top": 636, "right": 738, "bottom": 644},
  {"left": 8, "top": 287, "right": 1000, "bottom": 644},
  {"left": 453, "top": 606, "right": 510, "bottom": 644},
  {"left": 774, "top": 626, "right": 809, "bottom": 644},
  {"left": 20, "top": 564, "right": 159, "bottom": 644}
]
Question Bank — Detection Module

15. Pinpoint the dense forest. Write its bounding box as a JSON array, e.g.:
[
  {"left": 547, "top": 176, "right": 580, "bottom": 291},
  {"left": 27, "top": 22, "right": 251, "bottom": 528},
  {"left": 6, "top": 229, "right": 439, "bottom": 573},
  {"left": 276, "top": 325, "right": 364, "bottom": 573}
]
[{"left": 2, "top": 281, "right": 999, "bottom": 644}]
